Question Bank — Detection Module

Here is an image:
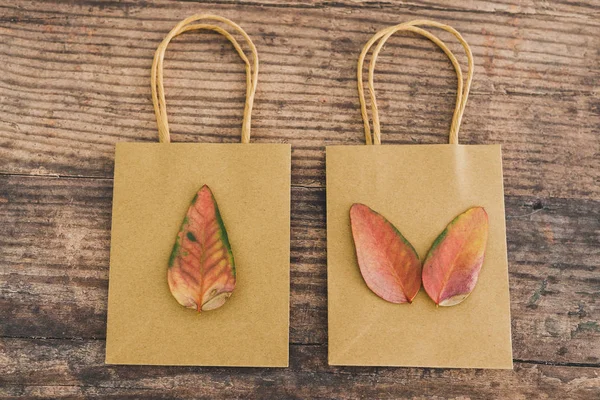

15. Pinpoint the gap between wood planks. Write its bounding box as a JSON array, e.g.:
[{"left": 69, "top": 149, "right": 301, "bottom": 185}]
[{"left": 0, "top": 171, "right": 323, "bottom": 187}]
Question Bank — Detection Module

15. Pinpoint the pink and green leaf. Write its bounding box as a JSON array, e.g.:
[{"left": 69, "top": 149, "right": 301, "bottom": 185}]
[
  {"left": 350, "top": 203, "right": 421, "bottom": 304},
  {"left": 422, "top": 207, "right": 489, "bottom": 306},
  {"left": 167, "top": 185, "right": 236, "bottom": 312}
]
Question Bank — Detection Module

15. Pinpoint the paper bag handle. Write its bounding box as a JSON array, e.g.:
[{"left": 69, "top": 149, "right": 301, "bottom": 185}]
[
  {"left": 358, "top": 20, "right": 473, "bottom": 145},
  {"left": 151, "top": 15, "right": 259, "bottom": 144}
]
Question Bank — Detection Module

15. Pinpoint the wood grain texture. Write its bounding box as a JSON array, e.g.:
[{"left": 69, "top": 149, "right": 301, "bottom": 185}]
[
  {"left": 1, "top": 0, "right": 598, "bottom": 197},
  {"left": 0, "top": 0, "right": 599, "bottom": 398},
  {"left": 1, "top": 339, "right": 599, "bottom": 399}
]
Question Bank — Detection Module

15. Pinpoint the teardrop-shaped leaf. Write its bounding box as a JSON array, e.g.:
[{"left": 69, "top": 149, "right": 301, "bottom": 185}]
[
  {"left": 422, "top": 207, "right": 489, "bottom": 307},
  {"left": 350, "top": 203, "right": 421, "bottom": 304},
  {"left": 167, "top": 185, "right": 236, "bottom": 312}
]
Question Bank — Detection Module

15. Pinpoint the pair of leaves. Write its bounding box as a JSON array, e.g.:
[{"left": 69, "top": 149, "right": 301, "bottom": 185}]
[
  {"left": 350, "top": 204, "right": 488, "bottom": 306},
  {"left": 168, "top": 185, "right": 236, "bottom": 312}
]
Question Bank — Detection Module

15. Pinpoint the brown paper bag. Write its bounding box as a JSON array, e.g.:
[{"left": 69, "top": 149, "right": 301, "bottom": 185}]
[
  {"left": 327, "top": 21, "right": 513, "bottom": 368},
  {"left": 106, "top": 16, "right": 290, "bottom": 367}
]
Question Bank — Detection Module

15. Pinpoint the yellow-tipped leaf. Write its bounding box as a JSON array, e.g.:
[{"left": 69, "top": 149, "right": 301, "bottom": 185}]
[{"left": 422, "top": 207, "right": 489, "bottom": 306}]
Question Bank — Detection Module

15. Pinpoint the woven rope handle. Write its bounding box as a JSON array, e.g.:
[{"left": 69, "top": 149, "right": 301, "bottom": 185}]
[
  {"left": 358, "top": 20, "right": 474, "bottom": 145},
  {"left": 151, "top": 15, "right": 259, "bottom": 143}
]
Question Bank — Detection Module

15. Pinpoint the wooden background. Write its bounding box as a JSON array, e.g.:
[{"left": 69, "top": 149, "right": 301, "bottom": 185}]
[{"left": 1, "top": 0, "right": 598, "bottom": 398}]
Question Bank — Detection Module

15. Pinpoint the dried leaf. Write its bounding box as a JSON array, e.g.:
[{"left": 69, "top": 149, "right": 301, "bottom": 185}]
[
  {"left": 167, "top": 185, "right": 236, "bottom": 312},
  {"left": 422, "top": 207, "right": 489, "bottom": 306},
  {"left": 350, "top": 203, "right": 421, "bottom": 304}
]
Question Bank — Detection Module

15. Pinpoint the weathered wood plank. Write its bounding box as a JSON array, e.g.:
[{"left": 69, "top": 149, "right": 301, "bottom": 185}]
[
  {"left": 0, "top": 1, "right": 598, "bottom": 199},
  {"left": 0, "top": 338, "right": 599, "bottom": 399},
  {"left": 195, "top": 0, "right": 600, "bottom": 20},
  {"left": 1, "top": 175, "right": 598, "bottom": 365}
]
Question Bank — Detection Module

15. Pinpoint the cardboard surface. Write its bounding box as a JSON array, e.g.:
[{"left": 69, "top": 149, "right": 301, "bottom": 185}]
[
  {"left": 106, "top": 143, "right": 291, "bottom": 367},
  {"left": 326, "top": 144, "right": 513, "bottom": 369}
]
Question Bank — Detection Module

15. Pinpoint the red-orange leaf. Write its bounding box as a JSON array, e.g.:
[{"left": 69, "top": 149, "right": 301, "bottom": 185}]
[
  {"left": 167, "top": 185, "right": 236, "bottom": 312},
  {"left": 422, "top": 207, "right": 489, "bottom": 306},
  {"left": 350, "top": 203, "right": 421, "bottom": 304}
]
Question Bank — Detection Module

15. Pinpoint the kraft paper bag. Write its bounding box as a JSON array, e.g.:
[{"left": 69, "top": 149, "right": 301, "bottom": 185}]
[
  {"left": 327, "top": 21, "right": 513, "bottom": 368},
  {"left": 106, "top": 16, "right": 290, "bottom": 367}
]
